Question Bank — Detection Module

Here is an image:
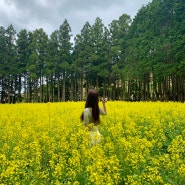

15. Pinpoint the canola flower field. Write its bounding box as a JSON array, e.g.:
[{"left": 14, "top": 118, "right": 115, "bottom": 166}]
[{"left": 0, "top": 101, "right": 185, "bottom": 185}]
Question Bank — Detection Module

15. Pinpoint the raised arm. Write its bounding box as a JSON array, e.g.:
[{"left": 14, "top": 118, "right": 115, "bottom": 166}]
[{"left": 100, "top": 98, "right": 107, "bottom": 115}]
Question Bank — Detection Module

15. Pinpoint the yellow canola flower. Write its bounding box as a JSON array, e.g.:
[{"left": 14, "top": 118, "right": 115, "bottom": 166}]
[
  {"left": 0, "top": 101, "right": 185, "bottom": 184},
  {"left": 178, "top": 164, "right": 185, "bottom": 177}
]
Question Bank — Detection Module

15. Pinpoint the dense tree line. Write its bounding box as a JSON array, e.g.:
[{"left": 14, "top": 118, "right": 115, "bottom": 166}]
[{"left": 0, "top": 0, "right": 185, "bottom": 103}]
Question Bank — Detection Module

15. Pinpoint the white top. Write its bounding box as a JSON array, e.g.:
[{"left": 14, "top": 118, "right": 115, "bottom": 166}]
[{"left": 83, "top": 107, "right": 106, "bottom": 126}]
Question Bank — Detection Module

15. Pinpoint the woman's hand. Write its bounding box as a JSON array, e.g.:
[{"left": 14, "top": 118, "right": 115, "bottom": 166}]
[
  {"left": 101, "top": 97, "right": 107, "bottom": 114},
  {"left": 102, "top": 97, "right": 107, "bottom": 103}
]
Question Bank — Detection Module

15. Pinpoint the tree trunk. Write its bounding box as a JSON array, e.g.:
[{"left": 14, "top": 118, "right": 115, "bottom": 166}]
[
  {"left": 62, "top": 74, "right": 65, "bottom": 102},
  {"left": 70, "top": 74, "right": 74, "bottom": 101},
  {"left": 57, "top": 78, "right": 60, "bottom": 102},
  {"left": 178, "top": 75, "right": 184, "bottom": 102},
  {"left": 52, "top": 80, "right": 55, "bottom": 102},
  {"left": 33, "top": 81, "right": 37, "bottom": 103},
  {"left": 138, "top": 81, "right": 142, "bottom": 101},
  {"left": 80, "top": 75, "right": 83, "bottom": 101},
  {"left": 46, "top": 78, "right": 49, "bottom": 102},
  {"left": 39, "top": 76, "right": 42, "bottom": 102},
  {"left": 158, "top": 83, "right": 163, "bottom": 101},
  {"left": 147, "top": 75, "right": 150, "bottom": 100},
  {"left": 17, "top": 75, "right": 22, "bottom": 103},
  {"left": 8, "top": 78, "right": 10, "bottom": 104}
]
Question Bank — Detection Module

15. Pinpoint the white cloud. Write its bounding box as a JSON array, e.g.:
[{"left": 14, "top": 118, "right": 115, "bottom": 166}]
[{"left": 0, "top": 0, "right": 152, "bottom": 36}]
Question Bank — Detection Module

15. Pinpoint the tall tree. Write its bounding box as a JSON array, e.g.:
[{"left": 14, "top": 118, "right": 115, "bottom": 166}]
[
  {"left": 46, "top": 30, "right": 59, "bottom": 102},
  {"left": 0, "top": 26, "right": 6, "bottom": 103},
  {"left": 27, "top": 29, "right": 48, "bottom": 102},
  {"left": 73, "top": 22, "right": 93, "bottom": 100},
  {"left": 58, "top": 19, "right": 73, "bottom": 101},
  {"left": 5, "top": 25, "right": 17, "bottom": 103},
  {"left": 109, "top": 14, "right": 132, "bottom": 99},
  {"left": 16, "top": 29, "right": 30, "bottom": 102},
  {"left": 90, "top": 17, "right": 106, "bottom": 90},
  {"left": 126, "top": 0, "right": 185, "bottom": 102}
]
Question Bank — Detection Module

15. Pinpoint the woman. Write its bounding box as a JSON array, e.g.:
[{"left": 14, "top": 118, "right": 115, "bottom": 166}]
[{"left": 80, "top": 89, "right": 107, "bottom": 145}]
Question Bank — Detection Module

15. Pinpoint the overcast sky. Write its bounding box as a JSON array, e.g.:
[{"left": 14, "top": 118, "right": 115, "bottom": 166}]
[{"left": 0, "top": 0, "right": 152, "bottom": 37}]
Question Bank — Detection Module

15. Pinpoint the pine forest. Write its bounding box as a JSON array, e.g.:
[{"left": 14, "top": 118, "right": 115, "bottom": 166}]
[{"left": 0, "top": 0, "right": 185, "bottom": 103}]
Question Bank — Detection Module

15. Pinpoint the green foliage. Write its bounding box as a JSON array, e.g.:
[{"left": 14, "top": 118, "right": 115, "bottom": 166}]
[{"left": 0, "top": 0, "right": 185, "bottom": 102}]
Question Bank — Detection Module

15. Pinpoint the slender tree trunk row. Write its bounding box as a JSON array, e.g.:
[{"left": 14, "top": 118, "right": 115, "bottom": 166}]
[{"left": 0, "top": 72, "right": 185, "bottom": 103}]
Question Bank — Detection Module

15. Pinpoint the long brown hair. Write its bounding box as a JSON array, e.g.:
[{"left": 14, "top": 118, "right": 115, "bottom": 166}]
[{"left": 80, "top": 89, "right": 100, "bottom": 125}]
